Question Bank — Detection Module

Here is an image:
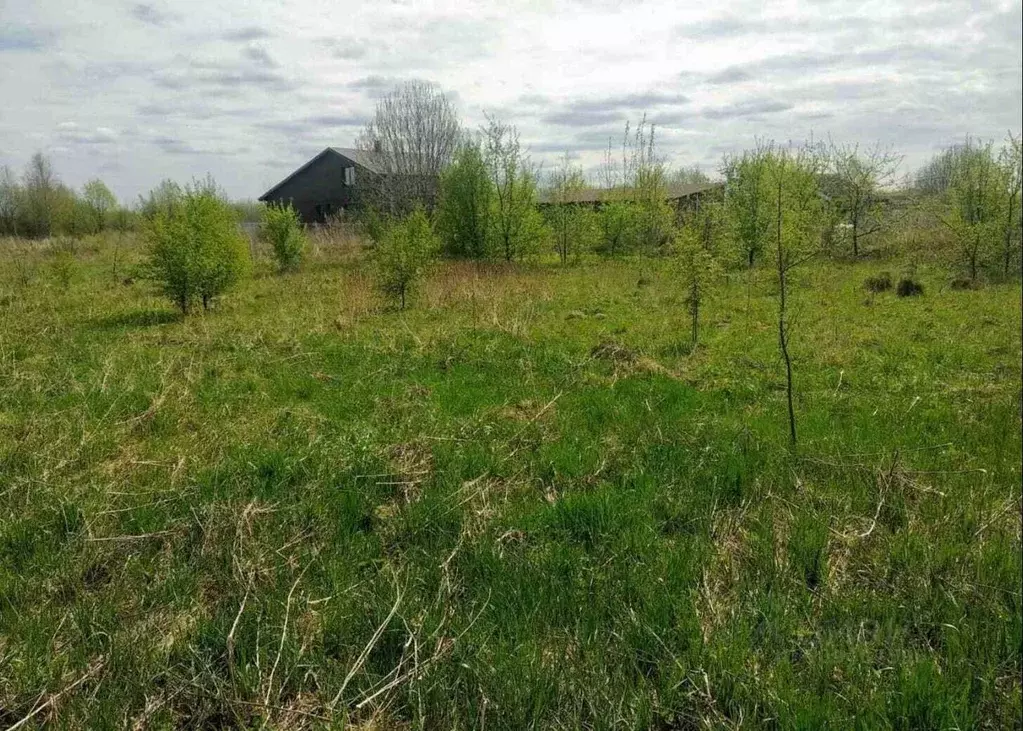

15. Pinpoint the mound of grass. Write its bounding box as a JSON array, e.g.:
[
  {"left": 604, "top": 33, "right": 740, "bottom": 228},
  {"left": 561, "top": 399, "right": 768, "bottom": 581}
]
[{"left": 896, "top": 277, "right": 924, "bottom": 297}]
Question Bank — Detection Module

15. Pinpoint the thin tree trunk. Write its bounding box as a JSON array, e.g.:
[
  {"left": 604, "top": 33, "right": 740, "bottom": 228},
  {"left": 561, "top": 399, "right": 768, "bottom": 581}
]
[
  {"left": 1005, "top": 191, "right": 1018, "bottom": 277},
  {"left": 776, "top": 177, "right": 796, "bottom": 446}
]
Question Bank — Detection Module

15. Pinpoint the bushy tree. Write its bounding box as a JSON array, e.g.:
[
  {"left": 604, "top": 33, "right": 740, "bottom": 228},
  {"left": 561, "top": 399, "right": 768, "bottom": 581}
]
[
  {"left": 260, "top": 202, "right": 307, "bottom": 272},
  {"left": 597, "top": 200, "right": 638, "bottom": 257},
  {"left": 483, "top": 117, "right": 543, "bottom": 261},
  {"left": 375, "top": 206, "right": 438, "bottom": 309},
  {"left": 722, "top": 144, "right": 773, "bottom": 267},
  {"left": 436, "top": 138, "right": 494, "bottom": 259},
  {"left": 545, "top": 157, "right": 599, "bottom": 263},
  {"left": 939, "top": 139, "right": 1006, "bottom": 282},
  {"left": 143, "top": 181, "right": 250, "bottom": 314},
  {"left": 82, "top": 179, "right": 118, "bottom": 232},
  {"left": 915, "top": 142, "right": 994, "bottom": 195}
]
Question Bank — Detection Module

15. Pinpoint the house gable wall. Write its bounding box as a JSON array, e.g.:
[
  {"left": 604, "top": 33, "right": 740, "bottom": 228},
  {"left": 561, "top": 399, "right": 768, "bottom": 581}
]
[{"left": 261, "top": 151, "right": 363, "bottom": 223}]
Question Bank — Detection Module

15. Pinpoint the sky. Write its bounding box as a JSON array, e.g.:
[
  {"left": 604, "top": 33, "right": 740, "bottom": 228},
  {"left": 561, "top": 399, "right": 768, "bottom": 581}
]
[{"left": 1, "top": 0, "right": 1021, "bottom": 202}]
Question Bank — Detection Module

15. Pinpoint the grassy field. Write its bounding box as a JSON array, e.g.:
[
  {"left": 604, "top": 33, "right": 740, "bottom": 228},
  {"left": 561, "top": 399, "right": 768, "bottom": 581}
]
[{"left": 1, "top": 234, "right": 1020, "bottom": 729}]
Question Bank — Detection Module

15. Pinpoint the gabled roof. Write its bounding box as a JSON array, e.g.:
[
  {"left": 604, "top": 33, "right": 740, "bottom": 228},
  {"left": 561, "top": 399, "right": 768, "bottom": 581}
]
[
  {"left": 259, "top": 146, "right": 385, "bottom": 201},
  {"left": 538, "top": 181, "right": 722, "bottom": 205}
]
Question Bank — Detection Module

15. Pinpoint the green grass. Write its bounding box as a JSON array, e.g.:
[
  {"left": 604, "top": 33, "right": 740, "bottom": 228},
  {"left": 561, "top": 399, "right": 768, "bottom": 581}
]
[{"left": 1, "top": 234, "right": 1020, "bottom": 729}]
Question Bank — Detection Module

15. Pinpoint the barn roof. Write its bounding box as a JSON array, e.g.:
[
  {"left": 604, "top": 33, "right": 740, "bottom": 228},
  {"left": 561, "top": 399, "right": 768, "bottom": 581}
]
[
  {"left": 259, "top": 146, "right": 384, "bottom": 201},
  {"left": 537, "top": 181, "right": 722, "bottom": 205}
]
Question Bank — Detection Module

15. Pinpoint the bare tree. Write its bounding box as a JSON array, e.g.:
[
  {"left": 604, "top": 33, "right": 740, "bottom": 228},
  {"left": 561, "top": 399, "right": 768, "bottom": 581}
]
[
  {"left": 357, "top": 80, "right": 461, "bottom": 216},
  {"left": 0, "top": 165, "right": 20, "bottom": 236},
  {"left": 23, "top": 152, "right": 57, "bottom": 237},
  {"left": 827, "top": 141, "right": 902, "bottom": 257}
]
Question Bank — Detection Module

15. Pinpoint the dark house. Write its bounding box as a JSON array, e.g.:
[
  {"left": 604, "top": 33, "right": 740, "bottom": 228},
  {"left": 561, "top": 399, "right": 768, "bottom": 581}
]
[{"left": 259, "top": 147, "right": 383, "bottom": 224}]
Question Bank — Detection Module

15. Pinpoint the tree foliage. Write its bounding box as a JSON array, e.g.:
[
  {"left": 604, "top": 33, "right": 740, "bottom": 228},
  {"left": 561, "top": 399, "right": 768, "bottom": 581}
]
[
  {"left": 939, "top": 139, "right": 1009, "bottom": 282},
  {"left": 436, "top": 138, "right": 494, "bottom": 259},
  {"left": 374, "top": 206, "right": 438, "bottom": 309},
  {"left": 722, "top": 144, "right": 774, "bottom": 267},
  {"left": 764, "top": 145, "right": 826, "bottom": 445},
  {"left": 673, "top": 202, "right": 723, "bottom": 346},
  {"left": 82, "top": 179, "right": 118, "bottom": 232},
  {"left": 260, "top": 202, "right": 307, "bottom": 273},
  {"left": 483, "top": 116, "right": 544, "bottom": 262},
  {"left": 142, "top": 180, "right": 250, "bottom": 314}
]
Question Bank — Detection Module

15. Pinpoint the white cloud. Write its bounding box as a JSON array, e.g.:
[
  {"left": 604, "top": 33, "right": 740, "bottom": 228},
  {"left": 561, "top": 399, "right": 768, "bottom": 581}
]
[{"left": 0, "top": 0, "right": 1019, "bottom": 200}]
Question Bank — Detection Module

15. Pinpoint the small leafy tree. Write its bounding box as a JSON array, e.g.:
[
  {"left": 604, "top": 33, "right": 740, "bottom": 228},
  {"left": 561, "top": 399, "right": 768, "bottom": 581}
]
[
  {"left": 673, "top": 203, "right": 722, "bottom": 347},
  {"left": 764, "top": 146, "right": 825, "bottom": 445},
  {"left": 437, "top": 138, "right": 494, "bottom": 259},
  {"left": 825, "top": 141, "right": 902, "bottom": 257},
  {"left": 597, "top": 200, "right": 638, "bottom": 257},
  {"left": 260, "top": 202, "right": 307, "bottom": 272},
  {"left": 82, "top": 179, "right": 118, "bottom": 233},
  {"left": 375, "top": 206, "right": 438, "bottom": 309},
  {"left": 722, "top": 144, "right": 773, "bottom": 267},
  {"left": 940, "top": 139, "right": 1005, "bottom": 282},
  {"left": 545, "top": 156, "right": 599, "bottom": 263},
  {"left": 143, "top": 181, "right": 250, "bottom": 314},
  {"left": 483, "top": 116, "right": 543, "bottom": 261}
]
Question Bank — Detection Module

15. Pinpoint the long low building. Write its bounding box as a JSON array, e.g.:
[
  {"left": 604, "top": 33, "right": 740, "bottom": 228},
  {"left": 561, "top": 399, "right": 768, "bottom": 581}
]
[{"left": 537, "top": 181, "right": 723, "bottom": 208}]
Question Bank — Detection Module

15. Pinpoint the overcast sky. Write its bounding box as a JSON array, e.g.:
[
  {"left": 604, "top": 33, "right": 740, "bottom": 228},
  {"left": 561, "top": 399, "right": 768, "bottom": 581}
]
[{"left": 2, "top": 0, "right": 1021, "bottom": 201}]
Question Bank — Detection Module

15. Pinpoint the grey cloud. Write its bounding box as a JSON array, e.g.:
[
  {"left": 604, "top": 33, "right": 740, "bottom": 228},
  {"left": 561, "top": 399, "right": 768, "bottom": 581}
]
[
  {"left": 542, "top": 109, "right": 625, "bottom": 127},
  {"left": 242, "top": 46, "right": 277, "bottom": 68},
  {"left": 648, "top": 111, "right": 690, "bottom": 127},
  {"left": 0, "top": 27, "right": 56, "bottom": 52},
  {"left": 705, "top": 68, "right": 751, "bottom": 85},
  {"left": 223, "top": 27, "right": 272, "bottom": 42},
  {"left": 56, "top": 125, "right": 119, "bottom": 146},
  {"left": 306, "top": 114, "right": 369, "bottom": 126},
  {"left": 151, "top": 136, "right": 199, "bottom": 155},
  {"left": 540, "top": 90, "right": 689, "bottom": 128},
  {"left": 130, "top": 4, "right": 177, "bottom": 27},
  {"left": 154, "top": 58, "right": 299, "bottom": 93},
  {"left": 702, "top": 99, "right": 794, "bottom": 119},
  {"left": 320, "top": 37, "right": 368, "bottom": 60}
]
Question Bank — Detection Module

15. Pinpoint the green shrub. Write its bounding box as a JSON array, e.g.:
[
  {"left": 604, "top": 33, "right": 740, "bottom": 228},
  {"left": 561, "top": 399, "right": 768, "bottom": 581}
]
[
  {"left": 437, "top": 139, "right": 494, "bottom": 259},
  {"left": 260, "top": 202, "right": 306, "bottom": 272},
  {"left": 896, "top": 277, "right": 924, "bottom": 297},
  {"left": 142, "top": 183, "right": 250, "bottom": 314},
  {"left": 374, "top": 207, "right": 438, "bottom": 309},
  {"left": 864, "top": 272, "right": 893, "bottom": 292}
]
